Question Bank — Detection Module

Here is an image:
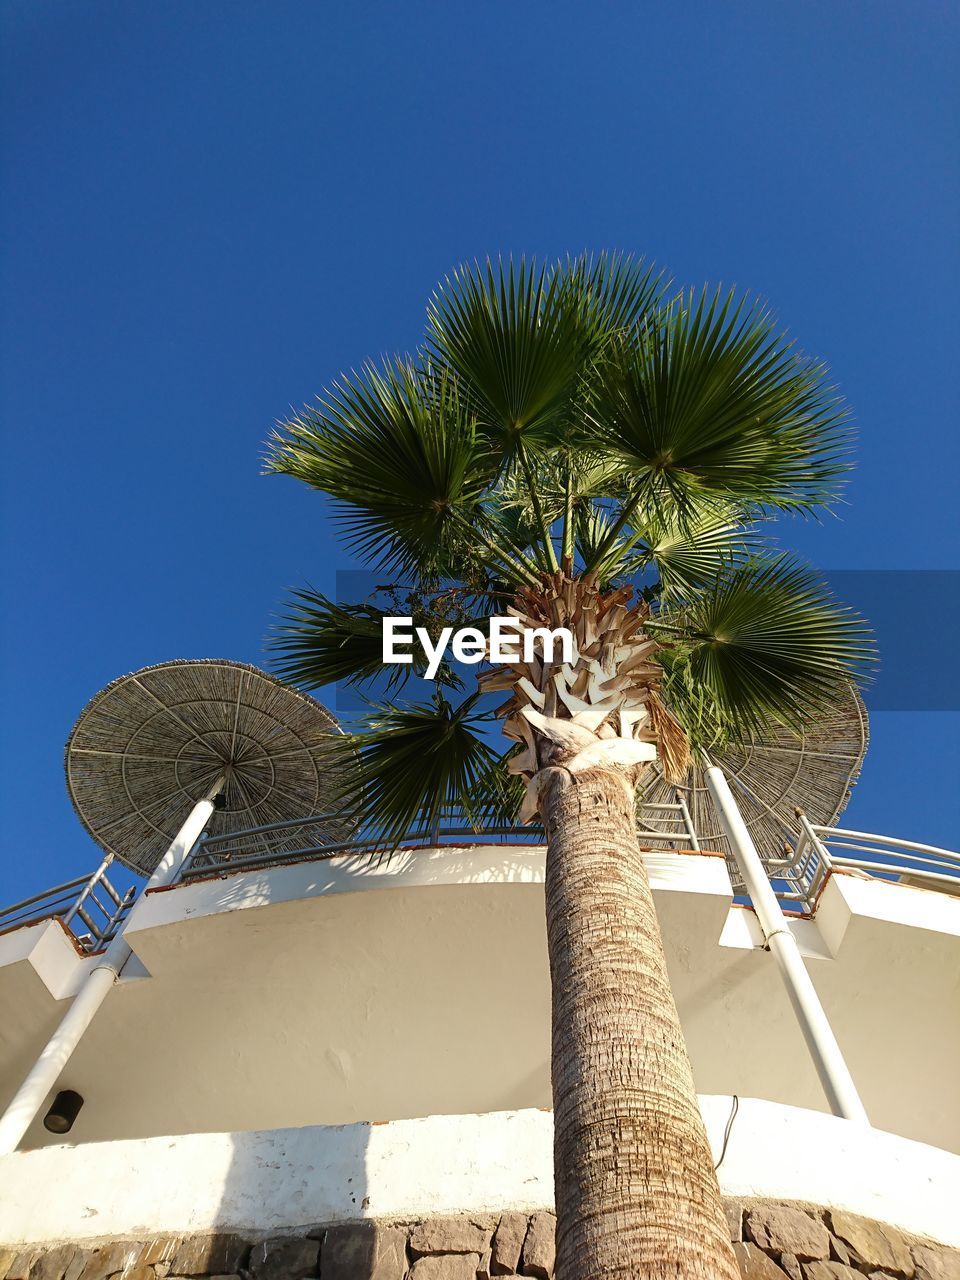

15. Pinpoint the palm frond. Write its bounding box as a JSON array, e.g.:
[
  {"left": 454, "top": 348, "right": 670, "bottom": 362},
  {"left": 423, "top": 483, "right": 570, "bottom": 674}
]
[
  {"left": 265, "top": 360, "right": 493, "bottom": 580},
  {"left": 655, "top": 645, "right": 738, "bottom": 751},
  {"left": 573, "top": 503, "right": 640, "bottom": 584},
  {"left": 327, "top": 695, "right": 514, "bottom": 848},
  {"left": 558, "top": 251, "right": 670, "bottom": 350},
  {"left": 267, "top": 589, "right": 463, "bottom": 692},
  {"left": 482, "top": 487, "right": 554, "bottom": 575},
  {"left": 669, "top": 556, "right": 875, "bottom": 736},
  {"left": 267, "top": 591, "right": 403, "bottom": 690},
  {"left": 583, "top": 287, "right": 852, "bottom": 519},
  {"left": 426, "top": 257, "right": 584, "bottom": 457},
  {"left": 636, "top": 502, "right": 759, "bottom": 598}
]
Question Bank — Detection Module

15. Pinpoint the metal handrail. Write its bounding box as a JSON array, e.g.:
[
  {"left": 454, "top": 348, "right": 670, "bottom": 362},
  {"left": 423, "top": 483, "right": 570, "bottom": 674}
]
[
  {"left": 182, "top": 825, "right": 543, "bottom": 879},
  {"left": 180, "top": 804, "right": 960, "bottom": 913},
  {"left": 0, "top": 856, "right": 136, "bottom": 952},
  {"left": 803, "top": 820, "right": 960, "bottom": 900},
  {"left": 5, "top": 807, "right": 957, "bottom": 934},
  {"left": 182, "top": 798, "right": 722, "bottom": 882}
]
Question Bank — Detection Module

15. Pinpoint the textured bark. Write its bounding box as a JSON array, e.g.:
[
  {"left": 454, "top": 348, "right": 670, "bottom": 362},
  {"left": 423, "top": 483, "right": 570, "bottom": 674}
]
[{"left": 541, "top": 763, "right": 740, "bottom": 1280}]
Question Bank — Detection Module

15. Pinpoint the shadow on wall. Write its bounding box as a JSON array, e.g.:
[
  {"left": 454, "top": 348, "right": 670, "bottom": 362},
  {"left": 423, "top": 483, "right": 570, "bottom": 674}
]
[
  {"left": 8, "top": 846, "right": 553, "bottom": 1152},
  {"left": 0, "top": 1121, "right": 372, "bottom": 1247},
  {"left": 214, "top": 1123, "right": 373, "bottom": 1234},
  {"left": 206, "top": 1109, "right": 556, "bottom": 1241},
  {"left": 190, "top": 843, "right": 548, "bottom": 917}
]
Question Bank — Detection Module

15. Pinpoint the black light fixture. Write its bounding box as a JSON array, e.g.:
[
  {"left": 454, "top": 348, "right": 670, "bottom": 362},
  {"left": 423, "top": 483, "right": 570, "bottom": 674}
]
[{"left": 43, "top": 1089, "right": 84, "bottom": 1135}]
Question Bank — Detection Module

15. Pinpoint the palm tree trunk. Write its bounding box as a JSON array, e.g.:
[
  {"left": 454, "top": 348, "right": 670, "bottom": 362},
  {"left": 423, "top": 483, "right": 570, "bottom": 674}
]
[{"left": 540, "top": 762, "right": 739, "bottom": 1280}]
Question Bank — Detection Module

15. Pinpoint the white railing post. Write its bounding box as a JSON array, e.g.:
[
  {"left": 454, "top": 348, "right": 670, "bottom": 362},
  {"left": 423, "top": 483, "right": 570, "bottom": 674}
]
[
  {"left": 0, "top": 786, "right": 222, "bottom": 1155},
  {"left": 61, "top": 852, "right": 115, "bottom": 931},
  {"left": 704, "top": 762, "right": 870, "bottom": 1125},
  {"left": 676, "top": 792, "right": 701, "bottom": 851}
]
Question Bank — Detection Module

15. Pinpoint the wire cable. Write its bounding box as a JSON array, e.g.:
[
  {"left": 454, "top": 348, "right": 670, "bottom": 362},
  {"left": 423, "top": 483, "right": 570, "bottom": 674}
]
[{"left": 714, "top": 1094, "right": 739, "bottom": 1170}]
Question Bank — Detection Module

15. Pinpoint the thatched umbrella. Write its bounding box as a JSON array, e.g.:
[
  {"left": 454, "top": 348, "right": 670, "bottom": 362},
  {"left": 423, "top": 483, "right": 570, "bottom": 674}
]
[
  {"left": 637, "top": 683, "right": 869, "bottom": 889},
  {"left": 0, "top": 659, "right": 348, "bottom": 1156},
  {"left": 65, "top": 658, "right": 354, "bottom": 876}
]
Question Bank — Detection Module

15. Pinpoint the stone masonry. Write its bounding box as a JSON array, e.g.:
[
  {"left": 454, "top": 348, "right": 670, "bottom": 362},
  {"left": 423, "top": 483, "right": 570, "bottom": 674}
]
[{"left": 1, "top": 1203, "right": 958, "bottom": 1280}]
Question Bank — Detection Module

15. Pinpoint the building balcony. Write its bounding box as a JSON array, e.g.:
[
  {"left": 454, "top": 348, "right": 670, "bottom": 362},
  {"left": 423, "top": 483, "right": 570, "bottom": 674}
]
[{"left": 1, "top": 816, "right": 958, "bottom": 1271}]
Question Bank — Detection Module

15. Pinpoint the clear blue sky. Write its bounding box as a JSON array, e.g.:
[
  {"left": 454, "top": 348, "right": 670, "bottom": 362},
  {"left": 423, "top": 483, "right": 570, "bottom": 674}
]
[{"left": 2, "top": 2, "right": 957, "bottom": 899}]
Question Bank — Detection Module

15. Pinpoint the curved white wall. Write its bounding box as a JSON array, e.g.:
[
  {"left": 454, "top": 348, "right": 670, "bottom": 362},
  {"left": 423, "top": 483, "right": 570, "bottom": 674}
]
[
  {"left": 1, "top": 1099, "right": 957, "bottom": 1249},
  {"left": 6, "top": 853, "right": 958, "bottom": 1154}
]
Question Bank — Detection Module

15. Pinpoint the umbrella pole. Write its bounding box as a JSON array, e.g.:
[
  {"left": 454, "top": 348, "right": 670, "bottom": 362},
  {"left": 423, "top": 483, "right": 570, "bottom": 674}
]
[
  {"left": 0, "top": 784, "right": 224, "bottom": 1155},
  {"left": 704, "top": 761, "right": 869, "bottom": 1124}
]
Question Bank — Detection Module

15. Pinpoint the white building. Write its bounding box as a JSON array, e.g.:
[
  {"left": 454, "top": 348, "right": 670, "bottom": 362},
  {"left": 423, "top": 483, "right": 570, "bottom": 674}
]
[{"left": 0, "top": 816, "right": 958, "bottom": 1278}]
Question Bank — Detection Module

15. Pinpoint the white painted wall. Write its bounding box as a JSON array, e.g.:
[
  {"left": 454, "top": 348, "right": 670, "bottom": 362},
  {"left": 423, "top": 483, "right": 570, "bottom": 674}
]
[
  {"left": 699, "top": 1097, "right": 960, "bottom": 1247},
  {"left": 0, "top": 920, "right": 95, "bottom": 1001},
  {"left": 130, "top": 845, "right": 731, "bottom": 933},
  {"left": 0, "top": 1109, "right": 554, "bottom": 1245},
  {"left": 817, "top": 870, "right": 960, "bottom": 955},
  {"left": 3, "top": 851, "right": 959, "bottom": 1154},
  {"left": 1, "top": 1099, "right": 957, "bottom": 1249}
]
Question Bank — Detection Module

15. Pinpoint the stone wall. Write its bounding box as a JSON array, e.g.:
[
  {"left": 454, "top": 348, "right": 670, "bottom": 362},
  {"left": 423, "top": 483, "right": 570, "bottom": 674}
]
[{"left": 2, "top": 1203, "right": 958, "bottom": 1280}]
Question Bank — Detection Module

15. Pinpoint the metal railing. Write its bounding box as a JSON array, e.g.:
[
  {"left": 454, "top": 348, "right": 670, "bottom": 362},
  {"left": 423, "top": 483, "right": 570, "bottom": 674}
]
[
  {"left": 3, "top": 803, "right": 956, "bottom": 937},
  {"left": 780, "top": 813, "right": 960, "bottom": 906},
  {"left": 636, "top": 797, "right": 718, "bottom": 853},
  {"left": 178, "top": 802, "right": 959, "bottom": 914},
  {"left": 180, "top": 813, "right": 542, "bottom": 880},
  {"left": 179, "top": 797, "right": 713, "bottom": 881},
  {"left": 0, "top": 855, "right": 137, "bottom": 952}
]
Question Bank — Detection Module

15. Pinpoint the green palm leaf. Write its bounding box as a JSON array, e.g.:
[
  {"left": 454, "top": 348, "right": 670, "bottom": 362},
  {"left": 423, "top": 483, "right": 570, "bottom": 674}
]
[
  {"left": 426, "top": 257, "right": 583, "bottom": 456},
  {"left": 426, "top": 253, "right": 666, "bottom": 460},
  {"left": 573, "top": 503, "right": 637, "bottom": 584},
  {"left": 267, "top": 591, "right": 401, "bottom": 690},
  {"left": 584, "top": 287, "right": 852, "bottom": 519},
  {"left": 328, "top": 695, "right": 515, "bottom": 847},
  {"left": 265, "top": 360, "right": 493, "bottom": 580},
  {"left": 672, "top": 556, "right": 875, "bottom": 735},
  {"left": 266, "top": 589, "right": 462, "bottom": 691},
  {"left": 559, "top": 251, "right": 670, "bottom": 350},
  {"left": 637, "top": 502, "right": 758, "bottom": 598}
]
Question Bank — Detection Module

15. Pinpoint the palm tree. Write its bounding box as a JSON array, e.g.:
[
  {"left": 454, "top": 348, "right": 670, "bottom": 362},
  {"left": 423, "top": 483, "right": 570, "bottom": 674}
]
[{"left": 264, "top": 256, "right": 872, "bottom": 1280}]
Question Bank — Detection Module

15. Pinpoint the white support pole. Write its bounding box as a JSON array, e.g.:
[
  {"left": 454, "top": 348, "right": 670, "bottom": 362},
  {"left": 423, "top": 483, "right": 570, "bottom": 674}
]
[
  {"left": 0, "top": 787, "right": 222, "bottom": 1155},
  {"left": 704, "top": 763, "right": 870, "bottom": 1125}
]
